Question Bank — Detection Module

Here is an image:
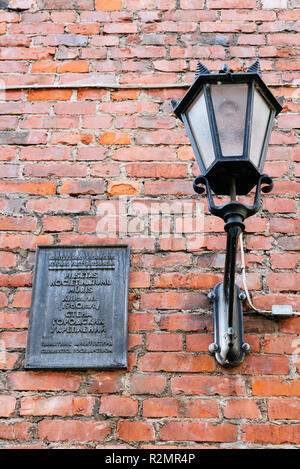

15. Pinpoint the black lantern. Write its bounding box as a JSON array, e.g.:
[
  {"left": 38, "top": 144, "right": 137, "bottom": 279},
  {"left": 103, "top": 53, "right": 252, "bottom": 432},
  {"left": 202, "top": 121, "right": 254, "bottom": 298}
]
[
  {"left": 172, "top": 60, "right": 283, "bottom": 368},
  {"left": 172, "top": 60, "right": 283, "bottom": 196}
]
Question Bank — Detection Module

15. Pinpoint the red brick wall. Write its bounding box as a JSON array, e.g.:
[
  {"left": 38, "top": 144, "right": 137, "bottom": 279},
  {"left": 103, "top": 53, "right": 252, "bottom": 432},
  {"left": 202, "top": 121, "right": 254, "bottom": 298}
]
[{"left": 0, "top": 0, "right": 299, "bottom": 449}]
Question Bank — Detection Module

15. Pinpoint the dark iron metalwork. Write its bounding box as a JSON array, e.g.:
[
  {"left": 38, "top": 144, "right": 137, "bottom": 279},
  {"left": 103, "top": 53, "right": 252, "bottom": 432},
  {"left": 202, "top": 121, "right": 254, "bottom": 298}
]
[
  {"left": 194, "top": 174, "right": 273, "bottom": 367},
  {"left": 172, "top": 60, "right": 283, "bottom": 196},
  {"left": 25, "top": 245, "right": 130, "bottom": 369},
  {"left": 172, "top": 60, "right": 283, "bottom": 367}
]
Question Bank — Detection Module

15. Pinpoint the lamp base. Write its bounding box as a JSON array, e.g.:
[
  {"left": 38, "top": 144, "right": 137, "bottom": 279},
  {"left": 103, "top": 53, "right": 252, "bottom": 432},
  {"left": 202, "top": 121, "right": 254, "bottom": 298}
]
[
  {"left": 208, "top": 282, "right": 251, "bottom": 368},
  {"left": 204, "top": 160, "right": 261, "bottom": 196}
]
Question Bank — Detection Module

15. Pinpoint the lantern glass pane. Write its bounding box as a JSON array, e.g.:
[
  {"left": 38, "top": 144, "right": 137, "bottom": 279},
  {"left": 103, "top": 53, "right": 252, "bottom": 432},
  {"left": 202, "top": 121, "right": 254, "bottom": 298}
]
[
  {"left": 186, "top": 89, "right": 215, "bottom": 169},
  {"left": 249, "top": 88, "right": 271, "bottom": 168},
  {"left": 211, "top": 83, "right": 248, "bottom": 157}
]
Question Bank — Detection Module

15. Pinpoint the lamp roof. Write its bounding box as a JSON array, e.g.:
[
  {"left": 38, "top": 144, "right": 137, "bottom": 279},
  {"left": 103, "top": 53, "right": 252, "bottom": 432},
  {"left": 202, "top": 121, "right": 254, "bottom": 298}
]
[{"left": 172, "top": 60, "right": 283, "bottom": 121}]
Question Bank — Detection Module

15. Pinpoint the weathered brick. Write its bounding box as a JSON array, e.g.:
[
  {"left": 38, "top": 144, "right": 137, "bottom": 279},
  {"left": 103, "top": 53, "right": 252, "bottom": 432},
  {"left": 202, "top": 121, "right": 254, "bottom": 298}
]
[
  {"left": 264, "top": 335, "right": 299, "bottom": 354},
  {"left": 20, "top": 147, "right": 71, "bottom": 161},
  {"left": 20, "top": 396, "right": 95, "bottom": 416},
  {"left": 270, "top": 253, "right": 300, "bottom": 269},
  {"left": 51, "top": 132, "right": 94, "bottom": 145},
  {"left": 26, "top": 198, "right": 91, "bottom": 213},
  {"left": 90, "top": 163, "right": 119, "bottom": 177},
  {"left": 269, "top": 218, "right": 300, "bottom": 234},
  {"left": 154, "top": 272, "right": 222, "bottom": 290},
  {"left": 171, "top": 376, "right": 247, "bottom": 396},
  {"left": 117, "top": 421, "right": 155, "bottom": 441},
  {"left": 143, "top": 397, "right": 179, "bottom": 417},
  {"left": 141, "top": 292, "right": 208, "bottom": 311},
  {"left": 12, "top": 290, "right": 31, "bottom": 308},
  {"left": 43, "top": 216, "right": 73, "bottom": 232},
  {"left": 277, "top": 236, "right": 300, "bottom": 251},
  {"left": 267, "top": 399, "right": 300, "bottom": 420},
  {"left": 82, "top": 115, "right": 113, "bottom": 129},
  {"left": 178, "top": 399, "right": 219, "bottom": 418},
  {"left": 0, "top": 234, "right": 54, "bottom": 250},
  {"left": 11, "top": 0, "right": 36, "bottom": 8},
  {"left": 77, "top": 147, "right": 107, "bottom": 161},
  {"left": 267, "top": 273, "right": 300, "bottom": 291},
  {"left": 0, "top": 351, "right": 19, "bottom": 370},
  {"left": 146, "top": 333, "right": 183, "bottom": 351},
  {"left": 60, "top": 180, "right": 105, "bottom": 195},
  {"left": 0, "top": 47, "right": 55, "bottom": 60},
  {"left": 39, "top": 420, "right": 111, "bottom": 442},
  {"left": 100, "top": 396, "right": 138, "bottom": 417},
  {"left": 144, "top": 396, "right": 219, "bottom": 418},
  {"left": 125, "top": 163, "right": 187, "bottom": 178},
  {"left": 160, "top": 313, "right": 212, "bottom": 332},
  {"left": 160, "top": 421, "right": 237, "bottom": 442},
  {"left": 129, "top": 374, "right": 166, "bottom": 395},
  {"left": 24, "top": 163, "right": 86, "bottom": 178},
  {"left": 87, "top": 372, "right": 124, "bottom": 394},
  {"left": 186, "top": 334, "right": 214, "bottom": 353},
  {"left": 96, "top": 0, "right": 122, "bottom": 9},
  {"left": 31, "top": 61, "right": 57, "bottom": 73},
  {"left": 0, "top": 310, "right": 28, "bottom": 329},
  {"left": 113, "top": 147, "right": 174, "bottom": 161},
  {"left": 252, "top": 377, "right": 300, "bottom": 396},
  {"left": 28, "top": 89, "right": 72, "bottom": 101},
  {"left": 0, "top": 251, "right": 16, "bottom": 267},
  {"left": 0, "top": 395, "right": 16, "bottom": 417},
  {"left": 0, "top": 147, "right": 17, "bottom": 161},
  {"left": 242, "top": 423, "right": 300, "bottom": 445},
  {"left": 40, "top": 0, "right": 93, "bottom": 9},
  {"left": 54, "top": 102, "right": 96, "bottom": 115},
  {"left": 58, "top": 233, "right": 118, "bottom": 245},
  {"left": 107, "top": 181, "right": 140, "bottom": 196},
  {"left": 223, "top": 399, "right": 261, "bottom": 419},
  {"left": 0, "top": 216, "right": 36, "bottom": 232},
  {"left": 129, "top": 313, "right": 156, "bottom": 331},
  {"left": 0, "top": 273, "right": 32, "bottom": 288},
  {"left": 129, "top": 272, "right": 150, "bottom": 288},
  {"left": 67, "top": 24, "right": 100, "bottom": 35},
  {"left": 57, "top": 61, "right": 89, "bottom": 73},
  {"left": 100, "top": 132, "right": 131, "bottom": 145},
  {"left": 0, "top": 421, "right": 32, "bottom": 441},
  {"left": 140, "top": 352, "right": 214, "bottom": 373},
  {"left": 8, "top": 372, "right": 81, "bottom": 391},
  {"left": 0, "top": 131, "right": 47, "bottom": 145}
]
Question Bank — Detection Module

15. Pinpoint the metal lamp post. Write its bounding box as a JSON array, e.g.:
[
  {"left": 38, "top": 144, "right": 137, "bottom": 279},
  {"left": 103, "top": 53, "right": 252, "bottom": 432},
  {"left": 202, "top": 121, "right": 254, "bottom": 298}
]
[{"left": 172, "top": 60, "right": 283, "bottom": 368}]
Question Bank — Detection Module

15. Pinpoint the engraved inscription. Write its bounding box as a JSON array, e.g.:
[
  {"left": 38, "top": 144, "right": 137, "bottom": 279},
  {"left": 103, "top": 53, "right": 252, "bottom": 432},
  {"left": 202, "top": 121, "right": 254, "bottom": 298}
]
[
  {"left": 48, "top": 253, "right": 116, "bottom": 270},
  {"left": 25, "top": 245, "right": 129, "bottom": 369},
  {"left": 42, "top": 254, "right": 114, "bottom": 354}
]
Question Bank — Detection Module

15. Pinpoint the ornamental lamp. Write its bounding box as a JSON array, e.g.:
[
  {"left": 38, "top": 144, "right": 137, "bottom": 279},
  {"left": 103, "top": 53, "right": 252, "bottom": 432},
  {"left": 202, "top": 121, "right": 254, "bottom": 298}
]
[{"left": 172, "top": 60, "right": 284, "bottom": 368}]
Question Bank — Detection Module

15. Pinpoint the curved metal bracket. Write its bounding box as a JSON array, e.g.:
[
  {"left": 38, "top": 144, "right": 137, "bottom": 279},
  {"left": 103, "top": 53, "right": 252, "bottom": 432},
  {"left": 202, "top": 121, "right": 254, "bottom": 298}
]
[
  {"left": 194, "top": 174, "right": 273, "bottom": 367},
  {"left": 193, "top": 173, "right": 273, "bottom": 223}
]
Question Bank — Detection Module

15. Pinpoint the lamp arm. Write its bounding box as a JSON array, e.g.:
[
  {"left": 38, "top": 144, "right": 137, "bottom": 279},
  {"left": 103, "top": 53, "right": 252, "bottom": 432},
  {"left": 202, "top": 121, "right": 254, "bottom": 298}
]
[{"left": 194, "top": 173, "right": 273, "bottom": 367}]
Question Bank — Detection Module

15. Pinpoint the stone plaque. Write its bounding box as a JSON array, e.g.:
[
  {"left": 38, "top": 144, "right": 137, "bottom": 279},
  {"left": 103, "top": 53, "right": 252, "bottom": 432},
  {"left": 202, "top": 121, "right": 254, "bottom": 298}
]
[{"left": 25, "top": 245, "right": 130, "bottom": 369}]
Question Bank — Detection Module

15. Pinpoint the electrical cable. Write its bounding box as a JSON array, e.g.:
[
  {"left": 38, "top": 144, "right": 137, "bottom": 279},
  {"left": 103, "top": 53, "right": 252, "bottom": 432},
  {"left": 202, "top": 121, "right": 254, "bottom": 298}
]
[
  {"left": 239, "top": 232, "right": 274, "bottom": 318},
  {"left": 240, "top": 231, "right": 299, "bottom": 319}
]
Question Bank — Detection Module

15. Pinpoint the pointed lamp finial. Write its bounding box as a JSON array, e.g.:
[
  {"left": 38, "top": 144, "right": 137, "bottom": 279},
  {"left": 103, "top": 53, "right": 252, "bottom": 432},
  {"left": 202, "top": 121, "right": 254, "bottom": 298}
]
[
  {"left": 220, "top": 63, "right": 231, "bottom": 73},
  {"left": 171, "top": 98, "right": 179, "bottom": 110},
  {"left": 246, "top": 59, "right": 262, "bottom": 76},
  {"left": 277, "top": 96, "right": 284, "bottom": 107},
  {"left": 195, "top": 60, "right": 210, "bottom": 79}
]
